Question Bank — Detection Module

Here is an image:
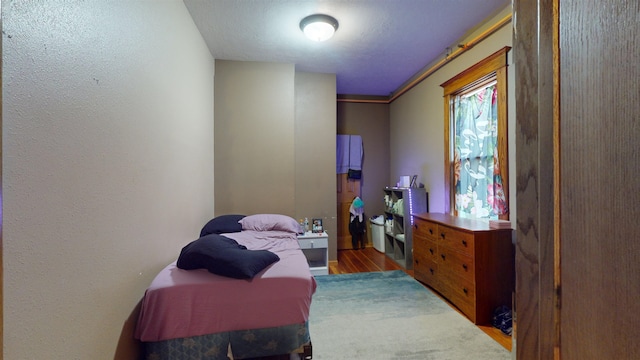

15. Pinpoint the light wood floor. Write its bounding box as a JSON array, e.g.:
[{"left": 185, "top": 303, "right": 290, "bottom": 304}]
[{"left": 329, "top": 247, "right": 512, "bottom": 351}]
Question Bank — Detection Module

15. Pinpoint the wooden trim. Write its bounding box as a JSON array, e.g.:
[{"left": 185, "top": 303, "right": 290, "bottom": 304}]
[
  {"left": 514, "top": 0, "right": 562, "bottom": 357},
  {"left": 389, "top": 14, "right": 512, "bottom": 103},
  {"left": 552, "top": 0, "right": 561, "bottom": 358},
  {"left": 337, "top": 14, "right": 513, "bottom": 104},
  {"left": 336, "top": 97, "right": 389, "bottom": 104},
  {"left": 336, "top": 95, "right": 389, "bottom": 104},
  {"left": 496, "top": 66, "right": 509, "bottom": 220},
  {"left": 440, "top": 46, "right": 511, "bottom": 95},
  {"left": 443, "top": 96, "right": 452, "bottom": 213},
  {"left": 440, "top": 48, "right": 511, "bottom": 218}
]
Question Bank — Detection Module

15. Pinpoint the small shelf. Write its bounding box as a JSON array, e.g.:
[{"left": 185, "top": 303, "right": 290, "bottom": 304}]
[
  {"left": 297, "top": 232, "right": 329, "bottom": 276},
  {"left": 382, "top": 187, "right": 428, "bottom": 269}
]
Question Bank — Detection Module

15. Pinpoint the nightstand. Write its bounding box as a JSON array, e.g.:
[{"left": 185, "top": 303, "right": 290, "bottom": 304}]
[{"left": 297, "top": 232, "right": 329, "bottom": 276}]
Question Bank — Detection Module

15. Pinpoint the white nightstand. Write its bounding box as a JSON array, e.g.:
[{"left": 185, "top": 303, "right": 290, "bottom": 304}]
[{"left": 297, "top": 232, "right": 329, "bottom": 276}]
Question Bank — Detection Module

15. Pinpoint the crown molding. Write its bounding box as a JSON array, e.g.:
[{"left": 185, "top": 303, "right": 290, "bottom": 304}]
[{"left": 337, "top": 13, "right": 512, "bottom": 105}]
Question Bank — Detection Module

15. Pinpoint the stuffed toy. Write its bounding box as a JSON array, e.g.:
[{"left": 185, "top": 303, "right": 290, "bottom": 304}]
[{"left": 349, "top": 197, "right": 366, "bottom": 249}]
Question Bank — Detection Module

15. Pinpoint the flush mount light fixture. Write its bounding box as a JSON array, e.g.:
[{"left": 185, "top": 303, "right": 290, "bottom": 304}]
[{"left": 300, "top": 14, "right": 339, "bottom": 42}]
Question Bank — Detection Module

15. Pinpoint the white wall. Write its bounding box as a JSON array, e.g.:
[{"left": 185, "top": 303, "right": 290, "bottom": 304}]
[
  {"left": 3, "top": 1, "right": 214, "bottom": 358},
  {"left": 390, "top": 7, "right": 515, "bottom": 223},
  {"left": 213, "top": 61, "right": 339, "bottom": 259},
  {"left": 214, "top": 60, "right": 296, "bottom": 215},
  {"left": 294, "top": 71, "right": 337, "bottom": 260}
]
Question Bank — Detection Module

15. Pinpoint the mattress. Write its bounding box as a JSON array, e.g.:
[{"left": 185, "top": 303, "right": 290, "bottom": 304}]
[{"left": 135, "top": 229, "right": 317, "bottom": 343}]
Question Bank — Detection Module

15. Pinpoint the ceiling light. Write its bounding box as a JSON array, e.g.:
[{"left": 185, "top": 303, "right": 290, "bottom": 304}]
[{"left": 300, "top": 14, "right": 339, "bottom": 42}]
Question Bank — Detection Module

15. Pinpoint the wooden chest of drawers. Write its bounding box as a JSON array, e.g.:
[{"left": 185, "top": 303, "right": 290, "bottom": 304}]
[{"left": 412, "top": 213, "right": 514, "bottom": 325}]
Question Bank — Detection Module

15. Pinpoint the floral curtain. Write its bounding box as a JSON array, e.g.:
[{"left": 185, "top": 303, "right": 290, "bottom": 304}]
[{"left": 453, "top": 83, "right": 507, "bottom": 219}]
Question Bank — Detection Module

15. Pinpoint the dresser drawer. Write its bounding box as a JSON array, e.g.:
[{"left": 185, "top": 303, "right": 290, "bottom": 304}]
[
  {"left": 414, "top": 236, "right": 439, "bottom": 264},
  {"left": 439, "top": 226, "right": 474, "bottom": 256},
  {"left": 438, "top": 247, "right": 474, "bottom": 280},
  {"left": 297, "top": 236, "right": 328, "bottom": 250},
  {"left": 413, "top": 219, "right": 438, "bottom": 240},
  {"left": 411, "top": 213, "right": 514, "bottom": 325},
  {"left": 440, "top": 271, "right": 476, "bottom": 320},
  {"left": 446, "top": 286, "right": 476, "bottom": 321},
  {"left": 413, "top": 257, "right": 440, "bottom": 290}
]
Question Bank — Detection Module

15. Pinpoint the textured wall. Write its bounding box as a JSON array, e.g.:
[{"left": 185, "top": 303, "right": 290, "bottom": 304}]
[
  {"left": 3, "top": 1, "right": 214, "bottom": 358},
  {"left": 214, "top": 61, "right": 338, "bottom": 259},
  {"left": 214, "top": 60, "right": 296, "bottom": 216},
  {"left": 337, "top": 102, "right": 391, "bottom": 222},
  {"left": 295, "top": 72, "right": 337, "bottom": 260}
]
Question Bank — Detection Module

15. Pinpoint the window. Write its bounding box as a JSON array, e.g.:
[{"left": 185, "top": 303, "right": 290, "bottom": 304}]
[{"left": 440, "top": 47, "right": 510, "bottom": 220}]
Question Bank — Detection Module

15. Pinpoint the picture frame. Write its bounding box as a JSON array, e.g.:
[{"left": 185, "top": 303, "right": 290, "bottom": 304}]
[
  {"left": 410, "top": 175, "right": 418, "bottom": 188},
  {"left": 312, "top": 218, "right": 323, "bottom": 233}
]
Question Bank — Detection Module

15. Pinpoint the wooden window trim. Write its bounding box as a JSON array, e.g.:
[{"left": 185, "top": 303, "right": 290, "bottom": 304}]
[{"left": 440, "top": 46, "right": 511, "bottom": 218}]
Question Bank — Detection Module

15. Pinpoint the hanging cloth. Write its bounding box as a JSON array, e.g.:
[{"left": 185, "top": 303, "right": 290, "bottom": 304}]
[
  {"left": 348, "top": 196, "right": 366, "bottom": 249},
  {"left": 336, "top": 135, "right": 363, "bottom": 174},
  {"left": 349, "top": 196, "right": 365, "bottom": 222}
]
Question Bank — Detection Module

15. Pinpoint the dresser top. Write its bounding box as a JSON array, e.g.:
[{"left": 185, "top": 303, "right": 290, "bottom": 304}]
[{"left": 412, "top": 212, "right": 512, "bottom": 233}]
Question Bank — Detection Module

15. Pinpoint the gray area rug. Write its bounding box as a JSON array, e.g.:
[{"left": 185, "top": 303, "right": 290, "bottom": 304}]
[{"left": 309, "top": 271, "right": 511, "bottom": 360}]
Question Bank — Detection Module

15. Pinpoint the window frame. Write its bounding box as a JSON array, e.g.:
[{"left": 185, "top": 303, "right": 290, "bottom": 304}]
[{"left": 440, "top": 46, "right": 511, "bottom": 219}]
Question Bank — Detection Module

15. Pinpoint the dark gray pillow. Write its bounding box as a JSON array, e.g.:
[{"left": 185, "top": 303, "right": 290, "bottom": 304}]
[
  {"left": 176, "top": 234, "right": 279, "bottom": 279},
  {"left": 200, "top": 214, "right": 246, "bottom": 237}
]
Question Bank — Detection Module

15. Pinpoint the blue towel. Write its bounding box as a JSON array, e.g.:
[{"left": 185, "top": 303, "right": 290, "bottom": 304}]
[{"left": 336, "top": 135, "right": 363, "bottom": 174}]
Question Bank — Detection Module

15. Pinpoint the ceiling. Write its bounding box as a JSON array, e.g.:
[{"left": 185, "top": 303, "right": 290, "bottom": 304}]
[{"left": 183, "top": 0, "right": 510, "bottom": 97}]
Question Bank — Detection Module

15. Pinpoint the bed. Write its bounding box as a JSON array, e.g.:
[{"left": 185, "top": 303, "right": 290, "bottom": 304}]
[{"left": 134, "top": 214, "right": 317, "bottom": 360}]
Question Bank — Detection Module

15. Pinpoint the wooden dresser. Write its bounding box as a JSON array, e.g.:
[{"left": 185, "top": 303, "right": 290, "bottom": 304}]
[{"left": 412, "top": 213, "right": 514, "bottom": 325}]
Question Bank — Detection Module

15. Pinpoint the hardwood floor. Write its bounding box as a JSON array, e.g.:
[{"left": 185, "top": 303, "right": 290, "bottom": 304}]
[{"left": 329, "top": 247, "right": 512, "bottom": 351}]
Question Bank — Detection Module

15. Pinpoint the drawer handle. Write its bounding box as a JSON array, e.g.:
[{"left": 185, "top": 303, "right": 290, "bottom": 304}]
[
  {"left": 462, "top": 240, "right": 468, "bottom": 247},
  {"left": 441, "top": 254, "right": 446, "bottom": 260},
  {"left": 429, "top": 268, "right": 434, "bottom": 275},
  {"left": 463, "top": 287, "right": 468, "bottom": 294},
  {"left": 429, "top": 229, "right": 433, "bottom": 235},
  {"left": 429, "top": 248, "right": 434, "bottom": 255},
  {"left": 440, "top": 233, "right": 445, "bottom": 239},
  {"left": 462, "top": 264, "right": 468, "bottom": 271}
]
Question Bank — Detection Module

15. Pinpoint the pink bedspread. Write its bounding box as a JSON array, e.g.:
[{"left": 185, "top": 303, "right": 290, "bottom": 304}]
[{"left": 135, "top": 230, "right": 317, "bottom": 342}]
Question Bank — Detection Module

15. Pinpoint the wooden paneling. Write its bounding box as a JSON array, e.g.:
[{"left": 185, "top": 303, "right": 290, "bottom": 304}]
[
  {"left": 559, "top": 0, "right": 640, "bottom": 359},
  {"left": 515, "top": 0, "right": 640, "bottom": 358},
  {"left": 513, "top": 0, "right": 555, "bottom": 358}
]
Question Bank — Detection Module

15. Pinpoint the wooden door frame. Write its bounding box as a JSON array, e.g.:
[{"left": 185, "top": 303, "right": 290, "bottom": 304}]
[
  {"left": 513, "top": 0, "right": 560, "bottom": 359},
  {"left": 1, "top": 3, "right": 4, "bottom": 355}
]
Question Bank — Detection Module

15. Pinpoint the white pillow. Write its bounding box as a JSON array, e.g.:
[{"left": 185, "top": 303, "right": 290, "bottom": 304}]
[{"left": 239, "top": 214, "right": 301, "bottom": 233}]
